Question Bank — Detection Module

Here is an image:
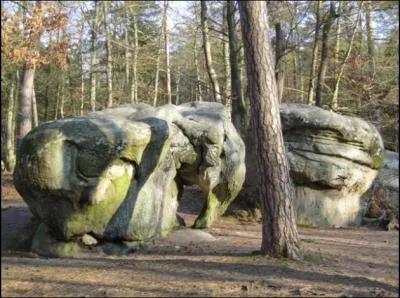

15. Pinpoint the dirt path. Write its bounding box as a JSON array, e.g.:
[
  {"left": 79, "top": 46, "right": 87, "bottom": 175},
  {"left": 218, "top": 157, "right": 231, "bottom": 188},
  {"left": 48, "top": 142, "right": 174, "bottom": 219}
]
[{"left": 1, "top": 174, "right": 399, "bottom": 297}]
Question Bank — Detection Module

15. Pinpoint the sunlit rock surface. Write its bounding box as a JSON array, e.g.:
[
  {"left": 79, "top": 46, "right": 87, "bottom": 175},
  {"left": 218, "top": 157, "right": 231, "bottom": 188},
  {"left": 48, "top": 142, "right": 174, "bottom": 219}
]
[{"left": 13, "top": 102, "right": 246, "bottom": 257}]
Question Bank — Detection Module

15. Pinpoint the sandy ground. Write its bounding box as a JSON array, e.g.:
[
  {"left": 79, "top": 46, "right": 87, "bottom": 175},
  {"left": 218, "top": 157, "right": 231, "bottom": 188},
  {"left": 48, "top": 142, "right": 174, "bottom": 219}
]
[{"left": 1, "top": 173, "right": 399, "bottom": 297}]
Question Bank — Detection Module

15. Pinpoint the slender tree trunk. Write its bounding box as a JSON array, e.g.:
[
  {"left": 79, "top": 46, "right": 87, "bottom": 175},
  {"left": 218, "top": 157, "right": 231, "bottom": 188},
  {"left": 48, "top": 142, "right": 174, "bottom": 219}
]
[
  {"left": 331, "top": 4, "right": 362, "bottom": 110},
  {"left": 194, "top": 30, "right": 202, "bottom": 102},
  {"left": 275, "top": 23, "right": 285, "bottom": 103},
  {"left": 164, "top": 0, "right": 172, "bottom": 104},
  {"left": 90, "top": 1, "right": 99, "bottom": 112},
  {"left": 222, "top": 3, "right": 231, "bottom": 115},
  {"left": 153, "top": 33, "right": 162, "bottom": 107},
  {"left": 124, "top": 8, "right": 130, "bottom": 91},
  {"left": 315, "top": 2, "right": 336, "bottom": 107},
  {"left": 80, "top": 23, "right": 85, "bottom": 115},
  {"left": 60, "top": 73, "right": 65, "bottom": 118},
  {"left": 16, "top": 65, "right": 35, "bottom": 149},
  {"left": 365, "top": 1, "right": 375, "bottom": 79},
  {"left": 5, "top": 72, "right": 16, "bottom": 171},
  {"left": 227, "top": 0, "right": 247, "bottom": 133},
  {"left": 201, "top": 1, "right": 222, "bottom": 103},
  {"left": 175, "top": 65, "right": 181, "bottom": 105},
  {"left": 238, "top": 1, "right": 301, "bottom": 260},
  {"left": 307, "top": 1, "right": 321, "bottom": 105},
  {"left": 104, "top": 1, "right": 113, "bottom": 108},
  {"left": 334, "top": 1, "right": 342, "bottom": 77},
  {"left": 131, "top": 10, "right": 139, "bottom": 104},
  {"left": 31, "top": 87, "right": 38, "bottom": 127},
  {"left": 54, "top": 80, "right": 60, "bottom": 120}
]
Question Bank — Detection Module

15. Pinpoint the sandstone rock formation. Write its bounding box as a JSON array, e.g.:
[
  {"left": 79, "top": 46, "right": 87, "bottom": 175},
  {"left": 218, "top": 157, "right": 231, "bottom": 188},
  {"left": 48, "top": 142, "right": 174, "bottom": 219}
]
[
  {"left": 13, "top": 102, "right": 246, "bottom": 257},
  {"left": 237, "top": 103, "right": 384, "bottom": 228}
]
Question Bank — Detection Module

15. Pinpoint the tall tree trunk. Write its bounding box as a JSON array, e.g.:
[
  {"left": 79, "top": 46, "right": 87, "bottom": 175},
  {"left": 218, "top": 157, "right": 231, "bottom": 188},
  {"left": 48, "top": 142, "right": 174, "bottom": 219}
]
[
  {"left": 222, "top": 3, "right": 231, "bottom": 115},
  {"left": 124, "top": 9, "right": 130, "bottom": 91},
  {"left": 275, "top": 23, "right": 285, "bottom": 103},
  {"left": 227, "top": 0, "right": 247, "bottom": 134},
  {"left": 5, "top": 72, "right": 16, "bottom": 171},
  {"left": 164, "top": 0, "right": 172, "bottom": 104},
  {"left": 80, "top": 23, "right": 85, "bottom": 116},
  {"left": 59, "top": 73, "right": 65, "bottom": 118},
  {"left": 16, "top": 65, "right": 35, "bottom": 149},
  {"left": 31, "top": 87, "right": 38, "bottom": 127},
  {"left": 238, "top": 1, "right": 301, "bottom": 260},
  {"left": 331, "top": 3, "right": 362, "bottom": 110},
  {"left": 194, "top": 29, "right": 202, "bottom": 102},
  {"left": 365, "top": 1, "right": 375, "bottom": 79},
  {"left": 90, "top": 1, "right": 99, "bottom": 112},
  {"left": 175, "top": 66, "right": 181, "bottom": 105},
  {"left": 315, "top": 1, "right": 336, "bottom": 107},
  {"left": 104, "top": 1, "right": 113, "bottom": 108},
  {"left": 201, "top": 1, "right": 222, "bottom": 103},
  {"left": 131, "top": 10, "right": 139, "bottom": 104},
  {"left": 153, "top": 34, "right": 162, "bottom": 107},
  {"left": 334, "top": 1, "right": 342, "bottom": 77},
  {"left": 307, "top": 1, "right": 321, "bottom": 105}
]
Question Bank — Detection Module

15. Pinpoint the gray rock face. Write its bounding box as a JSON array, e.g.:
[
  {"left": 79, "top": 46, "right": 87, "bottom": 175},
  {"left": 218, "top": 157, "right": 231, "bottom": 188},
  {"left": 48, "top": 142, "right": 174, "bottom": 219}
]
[
  {"left": 361, "top": 150, "right": 399, "bottom": 218},
  {"left": 13, "top": 102, "right": 246, "bottom": 256},
  {"left": 280, "top": 104, "right": 384, "bottom": 228}
]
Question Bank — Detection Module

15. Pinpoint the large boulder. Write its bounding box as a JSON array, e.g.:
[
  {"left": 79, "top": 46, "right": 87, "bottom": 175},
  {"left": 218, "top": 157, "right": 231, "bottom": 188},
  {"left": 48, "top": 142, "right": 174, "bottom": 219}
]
[
  {"left": 13, "top": 102, "right": 246, "bottom": 257},
  {"left": 280, "top": 104, "right": 384, "bottom": 228},
  {"left": 361, "top": 150, "right": 399, "bottom": 229}
]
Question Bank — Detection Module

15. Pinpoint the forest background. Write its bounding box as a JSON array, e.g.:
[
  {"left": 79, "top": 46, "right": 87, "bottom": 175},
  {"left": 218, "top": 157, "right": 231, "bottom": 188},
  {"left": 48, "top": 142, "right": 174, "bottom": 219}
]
[{"left": 1, "top": 0, "right": 398, "bottom": 172}]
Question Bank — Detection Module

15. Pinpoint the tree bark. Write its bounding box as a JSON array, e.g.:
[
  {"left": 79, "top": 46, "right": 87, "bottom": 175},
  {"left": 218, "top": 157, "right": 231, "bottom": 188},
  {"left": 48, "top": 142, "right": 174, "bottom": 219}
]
[
  {"left": 164, "top": 0, "right": 172, "bottom": 104},
  {"left": 238, "top": 1, "right": 301, "bottom": 259},
  {"left": 175, "top": 66, "right": 181, "bottom": 105},
  {"left": 59, "top": 73, "right": 65, "bottom": 118},
  {"left": 227, "top": 0, "right": 247, "bottom": 134},
  {"left": 194, "top": 29, "right": 202, "bottom": 102},
  {"left": 154, "top": 31, "right": 162, "bottom": 107},
  {"left": 31, "top": 87, "right": 38, "bottom": 127},
  {"left": 315, "top": 1, "right": 336, "bottom": 107},
  {"left": 5, "top": 72, "right": 16, "bottom": 171},
  {"left": 307, "top": 1, "right": 321, "bottom": 105},
  {"left": 104, "top": 1, "right": 113, "bottom": 108},
  {"left": 201, "top": 1, "right": 222, "bottom": 103},
  {"left": 275, "top": 22, "right": 285, "bottom": 103},
  {"left": 124, "top": 8, "right": 130, "bottom": 91},
  {"left": 90, "top": 1, "right": 99, "bottom": 112},
  {"left": 16, "top": 65, "right": 35, "bottom": 149},
  {"left": 131, "top": 9, "right": 139, "bottom": 104},
  {"left": 222, "top": 3, "right": 231, "bottom": 117}
]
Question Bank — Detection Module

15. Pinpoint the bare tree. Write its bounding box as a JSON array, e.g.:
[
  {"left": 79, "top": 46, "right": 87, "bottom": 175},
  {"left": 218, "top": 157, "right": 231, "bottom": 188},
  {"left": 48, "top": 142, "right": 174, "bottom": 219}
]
[
  {"left": 131, "top": 8, "right": 139, "bottom": 104},
  {"left": 315, "top": 1, "right": 337, "bottom": 107},
  {"left": 90, "top": 1, "right": 100, "bottom": 111},
  {"left": 104, "top": 1, "right": 113, "bottom": 108},
  {"left": 307, "top": 1, "right": 321, "bottom": 105},
  {"left": 201, "top": 1, "right": 221, "bottom": 103},
  {"left": 238, "top": 0, "right": 301, "bottom": 259},
  {"left": 164, "top": 0, "right": 172, "bottom": 104}
]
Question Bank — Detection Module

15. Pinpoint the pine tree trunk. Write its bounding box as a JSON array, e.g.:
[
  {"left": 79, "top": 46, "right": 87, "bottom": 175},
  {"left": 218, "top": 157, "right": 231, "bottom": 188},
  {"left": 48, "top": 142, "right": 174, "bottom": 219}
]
[
  {"left": 315, "top": 2, "right": 336, "bottom": 107},
  {"left": 175, "top": 66, "right": 181, "bottom": 105},
  {"left": 104, "top": 1, "right": 113, "bottom": 108},
  {"left": 153, "top": 39, "right": 162, "bottom": 107},
  {"left": 194, "top": 30, "right": 202, "bottom": 102},
  {"left": 164, "top": 0, "right": 172, "bottom": 104},
  {"left": 307, "top": 1, "right": 321, "bottom": 105},
  {"left": 238, "top": 1, "right": 301, "bottom": 260},
  {"left": 131, "top": 11, "right": 139, "bottom": 104},
  {"left": 60, "top": 73, "right": 65, "bottom": 118},
  {"left": 222, "top": 3, "right": 231, "bottom": 115},
  {"left": 16, "top": 65, "right": 35, "bottom": 149},
  {"left": 201, "top": 1, "right": 221, "bottom": 103},
  {"left": 90, "top": 1, "right": 99, "bottom": 112},
  {"left": 227, "top": 0, "right": 247, "bottom": 134}
]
